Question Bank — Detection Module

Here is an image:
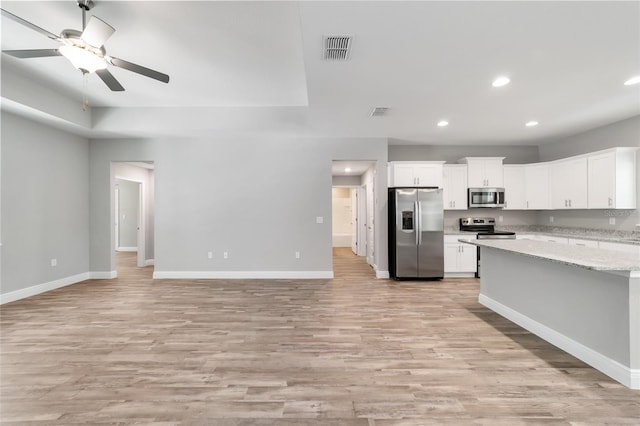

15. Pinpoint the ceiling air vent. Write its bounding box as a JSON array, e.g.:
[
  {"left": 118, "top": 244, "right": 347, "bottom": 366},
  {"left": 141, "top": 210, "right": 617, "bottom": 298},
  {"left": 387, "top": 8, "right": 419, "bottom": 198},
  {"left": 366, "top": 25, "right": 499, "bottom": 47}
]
[
  {"left": 323, "top": 35, "right": 353, "bottom": 61},
  {"left": 370, "top": 107, "right": 389, "bottom": 117}
]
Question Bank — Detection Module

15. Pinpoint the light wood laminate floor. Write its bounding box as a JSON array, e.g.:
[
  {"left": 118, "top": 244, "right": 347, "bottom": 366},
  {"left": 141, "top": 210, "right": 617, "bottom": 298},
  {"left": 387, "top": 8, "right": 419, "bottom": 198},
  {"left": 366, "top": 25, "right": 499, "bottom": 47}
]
[{"left": 1, "top": 251, "right": 638, "bottom": 425}]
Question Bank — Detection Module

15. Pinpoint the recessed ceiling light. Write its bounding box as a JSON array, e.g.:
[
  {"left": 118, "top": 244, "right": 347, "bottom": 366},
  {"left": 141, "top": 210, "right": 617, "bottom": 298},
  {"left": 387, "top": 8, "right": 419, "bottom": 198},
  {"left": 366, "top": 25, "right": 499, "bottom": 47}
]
[
  {"left": 437, "top": 120, "right": 449, "bottom": 127},
  {"left": 624, "top": 75, "right": 640, "bottom": 86},
  {"left": 344, "top": 167, "right": 352, "bottom": 172},
  {"left": 492, "top": 76, "right": 510, "bottom": 87},
  {"left": 525, "top": 121, "right": 539, "bottom": 127}
]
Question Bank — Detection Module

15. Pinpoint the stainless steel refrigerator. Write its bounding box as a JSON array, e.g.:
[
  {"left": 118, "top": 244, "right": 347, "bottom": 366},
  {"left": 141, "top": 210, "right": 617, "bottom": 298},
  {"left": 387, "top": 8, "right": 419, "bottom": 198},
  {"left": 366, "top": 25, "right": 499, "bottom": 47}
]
[{"left": 388, "top": 188, "right": 444, "bottom": 279}]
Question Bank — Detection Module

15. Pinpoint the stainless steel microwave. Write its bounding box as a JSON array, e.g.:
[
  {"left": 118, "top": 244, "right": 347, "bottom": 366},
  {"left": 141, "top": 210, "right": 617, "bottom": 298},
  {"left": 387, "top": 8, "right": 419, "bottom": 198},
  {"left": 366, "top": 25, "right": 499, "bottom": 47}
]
[{"left": 468, "top": 187, "right": 505, "bottom": 208}]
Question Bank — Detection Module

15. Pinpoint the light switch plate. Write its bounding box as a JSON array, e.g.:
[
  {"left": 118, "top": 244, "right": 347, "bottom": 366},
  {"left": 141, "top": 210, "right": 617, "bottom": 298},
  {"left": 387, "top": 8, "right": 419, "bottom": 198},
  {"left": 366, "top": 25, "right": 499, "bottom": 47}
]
[{"left": 316, "top": 216, "right": 324, "bottom": 224}]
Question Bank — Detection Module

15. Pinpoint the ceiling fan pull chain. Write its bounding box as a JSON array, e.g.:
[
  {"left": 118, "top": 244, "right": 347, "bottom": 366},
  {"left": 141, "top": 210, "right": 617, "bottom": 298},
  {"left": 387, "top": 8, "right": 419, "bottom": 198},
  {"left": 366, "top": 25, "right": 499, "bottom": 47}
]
[{"left": 82, "top": 72, "right": 89, "bottom": 111}]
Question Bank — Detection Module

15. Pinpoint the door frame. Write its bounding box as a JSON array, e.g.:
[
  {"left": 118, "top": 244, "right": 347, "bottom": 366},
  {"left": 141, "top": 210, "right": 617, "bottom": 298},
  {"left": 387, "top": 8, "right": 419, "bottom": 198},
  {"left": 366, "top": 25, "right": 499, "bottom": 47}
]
[{"left": 114, "top": 177, "right": 145, "bottom": 267}]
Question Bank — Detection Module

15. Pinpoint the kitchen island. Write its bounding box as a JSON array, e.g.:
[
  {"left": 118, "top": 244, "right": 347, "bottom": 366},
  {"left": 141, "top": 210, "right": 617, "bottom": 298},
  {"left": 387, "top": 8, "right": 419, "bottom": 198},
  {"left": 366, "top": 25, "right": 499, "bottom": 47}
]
[{"left": 462, "top": 238, "right": 640, "bottom": 389}]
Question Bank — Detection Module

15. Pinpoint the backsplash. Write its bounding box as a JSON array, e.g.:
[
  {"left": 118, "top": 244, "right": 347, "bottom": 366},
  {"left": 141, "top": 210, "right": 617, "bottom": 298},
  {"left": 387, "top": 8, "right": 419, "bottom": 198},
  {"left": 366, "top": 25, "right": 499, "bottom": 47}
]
[
  {"left": 444, "top": 209, "right": 537, "bottom": 231},
  {"left": 535, "top": 209, "right": 639, "bottom": 232}
]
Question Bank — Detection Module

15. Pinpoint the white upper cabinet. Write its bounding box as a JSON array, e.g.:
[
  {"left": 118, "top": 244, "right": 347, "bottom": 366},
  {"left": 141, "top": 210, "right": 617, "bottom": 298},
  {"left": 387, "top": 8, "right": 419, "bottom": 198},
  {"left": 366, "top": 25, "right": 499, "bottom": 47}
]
[
  {"left": 549, "top": 157, "right": 588, "bottom": 209},
  {"left": 388, "top": 162, "right": 445, "bottom": 188},
  {"left": 524, "top": 163, "right": 549, "bottom": 209},
  {"left": 442, "top": 165, "right": 468, "bottom": 210},
  {"left": 588, "top": 148, "right": 637, "bottom": 209},
  {"left": 503, "top": 165, "right": 527, "bottom": 210},
  {"left": 459, "top": 157, "right": 504, "bottom": 187}
]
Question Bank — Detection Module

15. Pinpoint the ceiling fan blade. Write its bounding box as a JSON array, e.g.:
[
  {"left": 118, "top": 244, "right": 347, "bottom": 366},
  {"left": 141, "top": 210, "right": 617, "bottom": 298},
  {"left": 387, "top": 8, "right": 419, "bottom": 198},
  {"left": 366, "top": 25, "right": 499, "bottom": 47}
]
[
  {"left": 3, "top": 49, "right": 61, "bottom": 59},
  {"left": 81, "top": 16, "right": 115, "bottom": 48},
  {"left": 1, "top": 8, "right": 59, "bottom": 40},
  {"left": 96, "top": 69, "right": 125, "bottom": 92},
  {"left": 108, "top": 56, "right": 170, "bottom": 84}
]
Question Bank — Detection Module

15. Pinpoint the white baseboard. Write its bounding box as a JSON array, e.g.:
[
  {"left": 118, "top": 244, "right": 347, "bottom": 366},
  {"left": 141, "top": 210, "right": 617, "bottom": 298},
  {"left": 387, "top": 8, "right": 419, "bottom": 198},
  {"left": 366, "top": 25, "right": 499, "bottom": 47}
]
[
  {"left": 445, "top": 272, "right": 477, "bottom": 278},
  {"left": 90, "top": 271, "right": 117, "bottom": 279},
  {"left": 153, "top": 270, "right": 334, "bottom": 279},
  {"left": 0, "top": 272, "right": 90, "bottom": 305},
  {"left": 376, "top": 270, "right": 390, "bottom": 279},
  {"left": 144, "top": 259, "right": 155, "bottom": 266},
  {"left": 479, "top": 293, "right": 639, "bottom": 390},
  {"left": 116, "top": 247, "right": 137, "bottom": 252}
]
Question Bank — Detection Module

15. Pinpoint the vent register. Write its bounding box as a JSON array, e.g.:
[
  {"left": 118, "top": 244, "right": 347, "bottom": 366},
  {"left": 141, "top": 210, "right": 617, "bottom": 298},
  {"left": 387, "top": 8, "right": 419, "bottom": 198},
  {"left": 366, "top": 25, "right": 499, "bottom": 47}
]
[{"left": 323, "top": 35, "right": 353, "bottom": 60}]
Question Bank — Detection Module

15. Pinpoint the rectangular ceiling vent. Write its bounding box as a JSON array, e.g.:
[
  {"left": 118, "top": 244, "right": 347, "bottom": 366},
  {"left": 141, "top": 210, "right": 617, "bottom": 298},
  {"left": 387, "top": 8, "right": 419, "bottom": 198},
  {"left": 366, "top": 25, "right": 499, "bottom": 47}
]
[
  {"left": 323, "top": 35, "right": 353, "bottom": 61},
  {"left": 370, "top": 107, "right": 389, "bottom": 117}
]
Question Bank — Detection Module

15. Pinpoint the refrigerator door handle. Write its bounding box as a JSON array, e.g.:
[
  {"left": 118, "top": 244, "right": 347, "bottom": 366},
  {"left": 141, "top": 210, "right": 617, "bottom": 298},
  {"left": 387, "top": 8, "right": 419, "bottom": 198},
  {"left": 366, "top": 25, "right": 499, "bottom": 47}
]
[
  {"left": 417, "top": 201, "right": 423, "bottom": 245},
  {"left": 414, "top": 200, "right": 419, "bottom": 246}
]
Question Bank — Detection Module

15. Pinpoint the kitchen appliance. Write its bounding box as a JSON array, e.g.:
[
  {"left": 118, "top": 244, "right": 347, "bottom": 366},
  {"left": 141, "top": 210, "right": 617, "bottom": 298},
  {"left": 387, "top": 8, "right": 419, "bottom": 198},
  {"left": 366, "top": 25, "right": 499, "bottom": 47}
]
[
  {"left": 459, "top": 217, "right": 515, "bottom": 277},
  {"left": 468, "top": 187, "right": 505, "bottom": 208},
  {"left": 388, "top": 188, "right": 444, "bottom": 279}
]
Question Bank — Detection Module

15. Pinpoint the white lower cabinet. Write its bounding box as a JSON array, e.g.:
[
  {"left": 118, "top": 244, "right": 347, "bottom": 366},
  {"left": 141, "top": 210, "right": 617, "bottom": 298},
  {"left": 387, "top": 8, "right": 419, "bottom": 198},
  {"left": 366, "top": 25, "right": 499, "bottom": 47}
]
[
  {"left": 599, "top": 241, "right": 640, "bottom": 256},
  {"left": 567, "top": 238, "right": 598, "bottom": 248},
  {"left": 531, "top": 235, "right": 568, "bottom": 243},
  {"left": 444, "top": 236, "right": 477, "bottom": 273}
]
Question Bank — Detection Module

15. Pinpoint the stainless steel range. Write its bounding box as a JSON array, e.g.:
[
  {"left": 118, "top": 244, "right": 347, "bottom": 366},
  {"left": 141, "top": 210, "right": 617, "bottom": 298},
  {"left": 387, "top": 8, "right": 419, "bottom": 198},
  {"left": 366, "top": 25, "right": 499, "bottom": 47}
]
[{"left": 459, "top": 217, "right": 516, "bottom": 277}]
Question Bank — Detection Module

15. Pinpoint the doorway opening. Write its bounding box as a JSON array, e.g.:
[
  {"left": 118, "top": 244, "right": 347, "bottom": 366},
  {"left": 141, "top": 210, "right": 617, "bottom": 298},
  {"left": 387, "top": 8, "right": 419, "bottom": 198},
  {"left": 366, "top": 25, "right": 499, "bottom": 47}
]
[
  {"left": 331, "top": 161, "right": 376, "bottom": 278},
  {"left": 112, "top": 162, "right": 155, "bottom": 274}
]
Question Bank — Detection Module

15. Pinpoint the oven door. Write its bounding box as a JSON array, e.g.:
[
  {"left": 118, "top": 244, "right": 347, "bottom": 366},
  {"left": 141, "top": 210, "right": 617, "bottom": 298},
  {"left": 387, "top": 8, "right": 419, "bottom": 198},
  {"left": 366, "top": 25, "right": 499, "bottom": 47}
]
[{"left": 468, "top": 188, "right": 505, "bottom": 208}]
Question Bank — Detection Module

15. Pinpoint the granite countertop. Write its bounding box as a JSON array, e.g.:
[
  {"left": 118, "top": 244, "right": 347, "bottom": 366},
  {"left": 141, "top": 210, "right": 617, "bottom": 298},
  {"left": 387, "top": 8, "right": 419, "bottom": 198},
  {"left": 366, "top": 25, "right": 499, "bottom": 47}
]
[
  {"left": 460, "top": 238, "right": 640, "bottom": 272},
  {"left": 496, "top": 225, "right": 640, "bottom": 245},
  {"left": 445, "top": 225, "right": 640, "bottom": 246}
]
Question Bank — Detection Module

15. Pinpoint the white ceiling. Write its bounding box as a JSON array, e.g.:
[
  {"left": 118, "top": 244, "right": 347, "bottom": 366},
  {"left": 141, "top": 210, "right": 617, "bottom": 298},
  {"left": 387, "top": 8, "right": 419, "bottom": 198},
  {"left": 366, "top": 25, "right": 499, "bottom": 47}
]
[{"left": 2, "top": 1, "right": 639, "bottom": 145}]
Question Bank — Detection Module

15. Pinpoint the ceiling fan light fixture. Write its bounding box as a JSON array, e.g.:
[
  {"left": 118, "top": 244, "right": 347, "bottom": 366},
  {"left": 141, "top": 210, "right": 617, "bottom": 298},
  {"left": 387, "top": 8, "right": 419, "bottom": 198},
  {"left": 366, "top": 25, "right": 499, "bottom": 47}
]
[
  {"left": 59, "top": 43, "right": 107, "bottom": 73},
  {"left": 624, "top": 75, "right": 640, "bottom": 86}
]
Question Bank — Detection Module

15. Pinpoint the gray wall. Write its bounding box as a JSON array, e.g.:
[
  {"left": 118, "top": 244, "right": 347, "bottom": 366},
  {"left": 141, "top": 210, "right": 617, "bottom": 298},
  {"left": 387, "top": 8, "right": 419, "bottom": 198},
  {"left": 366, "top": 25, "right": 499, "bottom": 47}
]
[
  {"left": 89, "top": 136, "right": 388, "bottom": 275},
  {"left": 1, "top": 111, "right": 89, "bottom": 294},
  {"left": 537, "top": 116, "right": 640, "bottom": 231},
  {"left": 116, "top": 179, "right": 140, "bottom": 249},
  {"left": 388, "top": 143, "right": 539, "bottom": 164}
]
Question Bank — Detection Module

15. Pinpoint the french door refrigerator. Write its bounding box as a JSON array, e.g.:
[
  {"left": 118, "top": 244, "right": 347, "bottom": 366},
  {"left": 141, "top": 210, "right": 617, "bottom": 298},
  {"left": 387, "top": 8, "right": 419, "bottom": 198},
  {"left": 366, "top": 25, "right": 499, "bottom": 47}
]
[{"left": 388, "top": 188, "right": 444, "bottom": 279}]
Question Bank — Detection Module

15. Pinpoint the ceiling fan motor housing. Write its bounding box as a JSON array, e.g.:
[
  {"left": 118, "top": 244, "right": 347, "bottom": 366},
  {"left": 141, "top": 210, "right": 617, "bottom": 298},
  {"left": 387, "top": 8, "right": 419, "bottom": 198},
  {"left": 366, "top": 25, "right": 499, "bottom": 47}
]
[{"left": 77, "top": 0, "right": 95, "bottom": 11}]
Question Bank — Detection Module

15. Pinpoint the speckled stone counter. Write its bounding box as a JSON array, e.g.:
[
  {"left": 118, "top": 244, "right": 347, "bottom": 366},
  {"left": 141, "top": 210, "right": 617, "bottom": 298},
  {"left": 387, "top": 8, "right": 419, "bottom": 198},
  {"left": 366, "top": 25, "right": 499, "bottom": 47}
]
[
  {"left": 469, "top": 238, "right": 640, "bottom": 389},
  {"left": 461, "top": 238, "right": 640, "bottom": 271},
  {"left": 495, "top": 226, "right": 640, "bottom": 246}
]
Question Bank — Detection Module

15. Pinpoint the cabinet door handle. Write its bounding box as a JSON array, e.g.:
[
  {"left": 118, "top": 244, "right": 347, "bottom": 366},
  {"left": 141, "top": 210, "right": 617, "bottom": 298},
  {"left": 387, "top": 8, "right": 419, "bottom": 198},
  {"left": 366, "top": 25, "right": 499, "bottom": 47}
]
[
  {"left": 526, "top": 201, "right": 529, "bottom": 208},
  {"left": 569, "top": 199, "right": 572, "bottom": 207},
  {"left": 608, "top": 197, "right": 613, "bottom": 207}
]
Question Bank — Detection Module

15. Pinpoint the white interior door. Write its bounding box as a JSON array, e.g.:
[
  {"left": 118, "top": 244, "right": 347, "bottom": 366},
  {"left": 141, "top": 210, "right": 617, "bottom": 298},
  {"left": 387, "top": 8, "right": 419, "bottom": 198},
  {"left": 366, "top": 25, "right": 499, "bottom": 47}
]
[
  {"left": 114, "top": 186, "right": 119, "bottom": 250},
  {"left": 366, "top": 181, "right": 375, "bottom": 266},
  {"left": 136, "top": 182, "right": 145, "bottom": 268},
  {"left": 350, "top": 189, "right": 358, "bottom": 254},
  {"left": 357, "top": 186, "right": 367, "bottom": 257}
]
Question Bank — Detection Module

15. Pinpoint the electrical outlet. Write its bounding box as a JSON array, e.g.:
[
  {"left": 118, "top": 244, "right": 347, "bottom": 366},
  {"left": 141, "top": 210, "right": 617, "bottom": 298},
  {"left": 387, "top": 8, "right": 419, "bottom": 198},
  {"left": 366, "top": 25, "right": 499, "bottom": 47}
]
[
  {"left": 50, "top": 258, "right": 57, "bottom": 267},
  {"left": 549, "top": 216, "right": 554, "bottom": 223},
  {"left": 295, "top": 251, "right": 301, "bottom": 259},
  {"left": 609, "top": 217, "right": 616, "bottom": 225},
  {"left": 207, "top": 252, "right": 213, "bottom": 259},
  {"left": 498, "top": 215, "right": 503, "bottom": 222},
  {"left": 223, "top": 251, "right": 228, "bottom": 259}
]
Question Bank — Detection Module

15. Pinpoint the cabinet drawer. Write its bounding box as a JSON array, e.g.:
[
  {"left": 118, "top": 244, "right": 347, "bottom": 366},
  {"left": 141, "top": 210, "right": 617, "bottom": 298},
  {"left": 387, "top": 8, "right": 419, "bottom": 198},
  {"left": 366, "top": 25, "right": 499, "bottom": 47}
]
[{"left": 568, "top": 238, "right": 598, "bottom": 248}]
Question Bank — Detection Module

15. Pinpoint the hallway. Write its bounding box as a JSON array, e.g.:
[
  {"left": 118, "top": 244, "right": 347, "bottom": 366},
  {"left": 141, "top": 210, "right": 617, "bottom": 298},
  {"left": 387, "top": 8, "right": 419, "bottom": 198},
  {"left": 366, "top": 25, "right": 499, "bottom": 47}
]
[{"left": 332, "top": 247, "right": 375, "bottom": 279}]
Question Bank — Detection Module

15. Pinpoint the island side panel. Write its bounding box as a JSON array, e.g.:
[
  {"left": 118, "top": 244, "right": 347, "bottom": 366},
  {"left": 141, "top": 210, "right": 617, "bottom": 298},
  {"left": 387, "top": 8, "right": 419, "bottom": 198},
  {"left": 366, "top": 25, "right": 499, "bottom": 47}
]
[
  {"left": 479, "top": 247, "right": 630, "bottom": 369},
  {"left": 630, "top": 274, "right": 640, "bottom": 372}
]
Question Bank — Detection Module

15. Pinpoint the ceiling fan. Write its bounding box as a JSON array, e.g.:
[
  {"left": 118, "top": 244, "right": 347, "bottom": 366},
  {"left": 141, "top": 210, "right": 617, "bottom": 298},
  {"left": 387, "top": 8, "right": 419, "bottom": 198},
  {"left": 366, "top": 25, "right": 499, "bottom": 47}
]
[{"left": 1, "top": 0, "right": 169, "bottom": 92}]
